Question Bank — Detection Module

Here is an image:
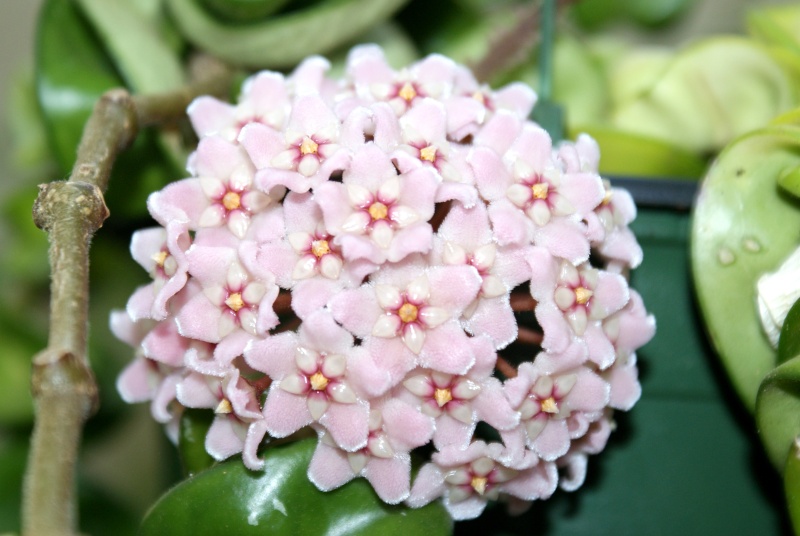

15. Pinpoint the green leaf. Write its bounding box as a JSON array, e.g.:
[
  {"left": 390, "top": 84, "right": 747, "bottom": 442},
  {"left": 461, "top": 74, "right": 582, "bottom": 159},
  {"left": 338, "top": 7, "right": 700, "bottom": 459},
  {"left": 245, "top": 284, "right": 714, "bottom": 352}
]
[
  {"left": 691, "top": 125, "right": 800, "bottom": 411},
  {"left": 177, "top": 409, "right": 215, "bottom": 477},
  {"left": 139, "top": 439, "right": 452, "bottom": 535},
  {"left": 785, "top": 440, "right": 800, "bottom": 535},
  {"left": 757, "top": 355, "right": 800, "bottom": 469},
  {"left": 780, "top": 299, "right": 800, "bottom": 365},
  {"left": 748, "top": 4, "right": 800, "bottom": 57},
  {"left": 779, "top": 164, "right": 800, "bottom": 198},
  {"left": 165, "top": 0, "right": 410, "bottom": 68},
  {"left": 36, "top": 0, "right": 182, "bottom": 219},
  {"left": 75, "top": 0, "right": 185, "bottom": 94},
  {"left": 198, "top": 0, "right": 293, "bottom": 23},
  {"left": 568, "top": 125, "right": 706, "bottom": 178},
  {"left": 613, "top": 37, "right": 796, "bottom": 153}
]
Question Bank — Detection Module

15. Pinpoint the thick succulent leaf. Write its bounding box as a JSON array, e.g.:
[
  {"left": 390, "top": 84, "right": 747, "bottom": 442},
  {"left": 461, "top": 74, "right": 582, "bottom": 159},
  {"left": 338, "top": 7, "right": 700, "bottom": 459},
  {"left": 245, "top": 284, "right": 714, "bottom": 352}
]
[
  {"left": 36, "top": 0, "right": 182, "bottom": 218},
  {"left": 75, "top": 0, "right": 185, "bottom": 94},
  {"left": 178, "top": 409, "right": 216, "bottom": 477},
  {"left": 613, "top": 37, "right": 796, "bottom": 153},
  {"left": 166, "top": 0, "right": 410, "bottom": 68},
  {"left": 569, "top": 125, "right": 706, "bottom": 178},
  {"left": 748, "top": 4, "right": 800, "bottom": 56},
  {"left": 756, "top": 355, "right": 800, "bottom": 469},
  {"left": 692, "top": 125, "right": 800, "bottom": 411},
  {"left": 785, "top": 440, "right": 800, "bottom": 535},
  {"left": 198, "top": 0, "right": 293, "bottom": 23},
  {"left": 139, "top": 439, "right": 452, "bottom": 535},
  {"left": 779, "top": 298, "right": 800, "bottom": 366}
]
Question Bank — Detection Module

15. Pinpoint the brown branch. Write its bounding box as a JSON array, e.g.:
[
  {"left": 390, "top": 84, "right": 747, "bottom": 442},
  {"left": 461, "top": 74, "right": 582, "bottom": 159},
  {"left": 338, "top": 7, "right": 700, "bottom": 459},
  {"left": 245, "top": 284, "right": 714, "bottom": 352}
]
[
  {"left": 517, "top": 326, "right": 543, "bottom": 345},
  {"left": 469, "top": 0, "right": 578, "bottom": 84},
  {"left": 495, "top": 356, "right": 518, "bottom": 379},
  {"left": 22, "top": 58, "right": 234, "bottom": 536},
  {"left": 510, "top": 291, "right": 537, "bottom": 312}
]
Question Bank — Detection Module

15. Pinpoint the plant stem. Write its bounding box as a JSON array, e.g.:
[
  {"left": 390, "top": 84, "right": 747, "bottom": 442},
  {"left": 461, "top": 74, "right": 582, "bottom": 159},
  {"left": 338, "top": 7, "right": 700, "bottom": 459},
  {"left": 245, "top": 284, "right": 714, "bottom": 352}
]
[{"left": 22, "top": 57, "right": 233, "bottom": 536}]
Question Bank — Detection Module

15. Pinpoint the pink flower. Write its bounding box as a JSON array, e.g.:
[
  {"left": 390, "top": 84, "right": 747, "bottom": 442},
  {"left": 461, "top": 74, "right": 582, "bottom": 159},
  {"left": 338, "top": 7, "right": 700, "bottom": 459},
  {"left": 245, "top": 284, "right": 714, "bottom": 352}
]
[
  {"left": 315, "top": 143, "right": 438, "bottom": 264},
  {"left": 308, "top": 398, "right": 434, "bottom": 503},
  {"left": 502, "top": 353, "right": 610, "bottom": 461},
  {"left": 245, "top": 310, "right": 370, "bottom": 451}
]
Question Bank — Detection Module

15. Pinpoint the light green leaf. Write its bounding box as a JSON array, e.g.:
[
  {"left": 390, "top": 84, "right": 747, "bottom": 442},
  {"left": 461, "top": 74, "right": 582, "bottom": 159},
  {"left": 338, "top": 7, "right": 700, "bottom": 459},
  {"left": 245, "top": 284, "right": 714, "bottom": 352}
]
[
  {"left": 778, "top": 298, "right": 800, "bottom": 366},
  {"left": 75, "top": 0, "right": 185, "bottom": 93},
  {"left": 165, "top": 0, "right": 410, "bottom": 68},
  {"left": 613, "top": 37, "right": 796, "bottom": 153},
  {"left": 691, "top": 125, "right": 800, "bottom": 411},
  {"left": 139, "top": 439, "right": 453, "bottom": 535},
  {"left": 568, "top": 125, "right": 706, "bottom": 178}
]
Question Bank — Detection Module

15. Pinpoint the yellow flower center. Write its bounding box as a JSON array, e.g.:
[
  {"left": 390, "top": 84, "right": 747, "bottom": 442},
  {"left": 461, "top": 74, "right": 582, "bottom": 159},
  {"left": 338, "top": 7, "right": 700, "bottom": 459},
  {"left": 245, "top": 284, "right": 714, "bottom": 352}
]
[
  {"left": 151, "top": 250, "right": 168, "bottom": 267},
  {"left": 472, "top": 91, "right": 485, "bottom": 104},
  {"left": 398, "top": 302, "right": 418, "bottom": 323},
  {"left": 540, "top": 397, "right": 558, "bottom": 414},
  {"left": 531, "top": 182, "right": 549, "bottom": 200},
  {"left": 434, "top": 387, "right": 453, "bottom": 407},
  {"left": 222, "top": 191, "right": 241, "bottom": 211},
  {"left": 311, "top": 239, "right": 330, "bottom": 258},
  {"left": 215, "top": 398, "right": 233, "bottom": 414},
  {"left": 310, "top": 372, "right": 329, "bottom": 391},
  {"left": 420, "top": 145, "right": 437, "bottom": 162},
  {"left": 398, "top": 82, "right": 417, "bottom": 102},
  {"left": 368, "top": 202, "right": 389, "bottom": 221},
  {"left": 574, "top": 286, "right": 593, "bottom": 305},
  {"left": 300, "top": 136, "right": 319, "bottom": 156},
  {"left": 225, "top": 292, "right": 245, "bottom": 312},
  {"left": 471, "top": 476, "right": 488, "bottom": 495},
  {"left": 602, "top": 189, "right": 613, "bottom": 205}
]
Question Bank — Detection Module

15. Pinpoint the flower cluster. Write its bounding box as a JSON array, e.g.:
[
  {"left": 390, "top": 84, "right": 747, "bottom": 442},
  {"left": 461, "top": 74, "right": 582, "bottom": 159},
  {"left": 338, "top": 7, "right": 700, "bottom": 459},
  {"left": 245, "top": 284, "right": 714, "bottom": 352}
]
[{"left": 113, "top": 45, "right": 655, "bottom": 520}]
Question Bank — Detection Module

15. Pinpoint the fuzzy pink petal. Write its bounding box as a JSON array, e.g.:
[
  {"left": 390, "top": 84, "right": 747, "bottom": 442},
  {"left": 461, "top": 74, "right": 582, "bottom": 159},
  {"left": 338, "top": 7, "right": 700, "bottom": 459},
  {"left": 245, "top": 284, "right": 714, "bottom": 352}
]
[
  {"left": 606, "top": 357, "right": 641, "bottom": 411},
  {"left": 419, "top": 322, "right": 475, "bottom": 375},
  {"left": 116, "top": 358, "right": 157, "bottom": 403},
  {"left": 308, "top": 440, "right": 356, "bottom": 491},
  {"left": 175, "top": 293, "right": 223, "bottom": 342},
  {"left": 381, "top": 398, "right": 434, "bottom": 450},
  {"left": 445, "top": 495, "right": 488, "bottom": 521},
  {"left": 488, "top": 199, "right": 531, "bottom": 246},
  {"left": 291, "top": 279, "right": 340, "bottom": 319},
  {"left": 366, "top": 455, "right": 412, "bottom": 504},
  {"left": 469, "top": 146, "right": 511, "bottom": 201},
  {"left": 433, "top": 413, "right": 474, "bottom": 450},
  {"left": 187, "top": 96, "right": 235, "bottom": 138},
  {"left": 501, "top": 462, "right": 558, "bottom": 500},
  {"left": 300, "top": 309, "right": 354, "bottom": 354},
  {"left": 205, "top": 416, "right": 245, "bottom": 461},
  {"left": 176, "top": 372, "right": 217, "bottom": 408},
  {"left": 244, "top": 331, "right": 299, "bottom": 378},
  {"left": 464, "top": 297, "right": 517, "bottom": 350},
  {"left": 407, "top": 463, "right": 445, "bottom": 507},
  {"left": 147, "top": 178, "right": 208, "bottom": 227},
  {"left": 329, "top": 285, "right": 382, "bottom": 338},
  {"left": 239, "top": 122, "right": 286, "bottom": 169},
  {"left": 474, "top": 378, "right": 519, "bottom": 431},
  {"left": 262, "top": 387, "right": 313, "bottom": 437},
  {"left": 533, "top": 219, "right": 590, "bottom": 265},
  {"left": 320, "top": 401, "right": 370, "bottom": 451},
  {"left": 126, "top": 284, "right": 157, "bottom": 322},
  {"left": 243, "top": 420, "right": 269, "bottom": 470},
  {"left": 427, "top": 265, "right": 482, "bottom": 313},
  {"left": 533, "top": 419, "right": 571, "bottom": 460},
  {"left": 141, "top": 320, "right": 188, "bottom": 367}
]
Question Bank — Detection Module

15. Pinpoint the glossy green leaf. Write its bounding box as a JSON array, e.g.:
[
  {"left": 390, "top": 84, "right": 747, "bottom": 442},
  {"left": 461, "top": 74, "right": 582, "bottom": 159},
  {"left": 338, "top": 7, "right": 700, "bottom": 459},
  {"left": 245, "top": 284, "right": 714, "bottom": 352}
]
[
  {"left": 75, "top": 0, "right": 185, "bottom": 93},
  {"left": 165, "top": 0, "right": 410, "bottom": 68},
  {"left": 779, "top": 164, "right": 800, "bottom": 198},
  {"left": 756, "top": 355, "right": 800, "bottom": 469},
  {"left": 785, "top": 440, "right": 800, "bottom": 535},
  {"left": 613, "top": 37, "right": 796, "bottom": 153},
  {"left": 139, "top": 439, "right": 452, "bottom": 535},
  {"left": 199, "top": 0, "right": 293, "bottom": 23},
  {"left": 779, "top": 298, "right": 800, "bottom": 366},
  {"left": 692, "top": 126, "right": 800, "bottom": 411},
  {"left": 177, "top": 409, "right": 215, "bottom": 477}
]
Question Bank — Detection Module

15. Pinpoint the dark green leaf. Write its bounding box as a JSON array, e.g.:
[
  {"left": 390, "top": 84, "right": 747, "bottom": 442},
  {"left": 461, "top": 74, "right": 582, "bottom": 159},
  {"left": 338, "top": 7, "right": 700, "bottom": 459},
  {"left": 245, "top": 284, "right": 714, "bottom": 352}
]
[
  {"left": 779, "top": 298, "right": 800, "bottom": 365},
  {"left": 139, "top": 439, "right": 452, "bottom": 535},
  {"left": 757, "top": 355, "right": 800, "bottom": 469},
  {"left": 779, "top": 164, "right": 800, "bottom": 198},
  {"left": 166, "top": 0, "right": 410, "bottom": 68},
  {"left": 178, "top": 409, "right": 215, "bottom": 477},
  {"left": 199, "top": 0, "right": 293, "bottom": 23},
  {"left": 785, "top": 440, "right": 800, "bottom": 535},
  {"left": 691, "top": 125, "right": 800, "bottom": 411}
]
